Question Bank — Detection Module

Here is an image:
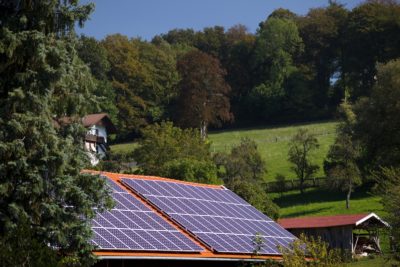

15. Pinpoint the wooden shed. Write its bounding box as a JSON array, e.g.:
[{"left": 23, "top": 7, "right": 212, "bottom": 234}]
[{"left": 278, "top": 213, "right": 389, "bottom": 255}]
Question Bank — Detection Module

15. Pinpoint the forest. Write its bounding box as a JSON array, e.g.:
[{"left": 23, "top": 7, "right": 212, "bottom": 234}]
[{"left": 76, "top": 1, "right": 400, "bottom": 141}]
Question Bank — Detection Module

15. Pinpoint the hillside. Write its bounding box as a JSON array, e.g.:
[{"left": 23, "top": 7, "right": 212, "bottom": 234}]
[
  {"left": 208, "top": 121, "right": 337, "bottom": 181},
  {"left": 111, "top": 121, "right": 338, "bottom": 182}
]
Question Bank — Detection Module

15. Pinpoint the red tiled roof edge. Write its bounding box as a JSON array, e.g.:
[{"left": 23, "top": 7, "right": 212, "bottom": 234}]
[{"left": 278, "top": 214, "right": 370, "bottom": 229}]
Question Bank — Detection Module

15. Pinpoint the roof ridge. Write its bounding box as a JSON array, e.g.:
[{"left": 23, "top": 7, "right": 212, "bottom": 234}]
[
  {"left": 279, "top": 213, "right": 370, "bottom": 221},
  {"left": 95, "top": 171, "right": 224, "bottom": 189}
]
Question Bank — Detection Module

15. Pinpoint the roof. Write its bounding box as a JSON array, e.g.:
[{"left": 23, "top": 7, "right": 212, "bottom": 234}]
[
  {"left": 278, "top": 213, "right": 389, "bottom": 229},
  {"left": 82, "top": 113, "right": 117, "bottom": 134},
  {"left": 55, "top": 113, "right": 117, "bottom": 134},
  {"left": 86, "top": 171, "right": 296, "bottom": 262}
]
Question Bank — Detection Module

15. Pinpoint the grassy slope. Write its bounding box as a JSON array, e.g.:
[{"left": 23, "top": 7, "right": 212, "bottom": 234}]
[
  {"left": 208, "top": 121, "right": 337, "bottom": 181},
  {"left": 111, "top": 121, "right": 337, "bottom": 181},
  {"left": 271, "top": 186, "right": 384, "bottom": 219}
]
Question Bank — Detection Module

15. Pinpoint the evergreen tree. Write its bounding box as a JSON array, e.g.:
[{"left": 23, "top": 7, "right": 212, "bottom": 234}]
[{"left": 0, "top": 1, "right": 113, "bottom": 265}]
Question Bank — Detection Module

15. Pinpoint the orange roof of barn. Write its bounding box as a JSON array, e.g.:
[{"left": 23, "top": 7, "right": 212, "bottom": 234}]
[
  {"left": 84, "top": 170, "right": 286, "bottom": 261},
  {"left": 278, "top": 213, "right": 389, "bottom": 229}
]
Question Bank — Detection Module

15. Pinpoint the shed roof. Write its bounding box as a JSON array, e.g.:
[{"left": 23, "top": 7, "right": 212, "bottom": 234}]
[{"left": 278, "top": 213, "right": 389, "bottom": 229}]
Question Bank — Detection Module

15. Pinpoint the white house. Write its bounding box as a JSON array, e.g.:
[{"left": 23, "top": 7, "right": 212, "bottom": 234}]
[{"left": 82, "top": 113, "right": 117, "bottom": 165}]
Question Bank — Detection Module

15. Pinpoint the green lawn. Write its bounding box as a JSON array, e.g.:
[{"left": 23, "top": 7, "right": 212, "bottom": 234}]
[
  {"left": 270, "top": 185, "right": 384, "bottom": 219},
  {"left": 110, "top": 141, "right": 138, "bottom": 154},
  {"left": 208, "top": 121, "right": 337, "bottom": 181}
]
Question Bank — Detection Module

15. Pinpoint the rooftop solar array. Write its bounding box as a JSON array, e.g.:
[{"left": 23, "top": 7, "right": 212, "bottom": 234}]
[
  {"left": 122, "top": 178, "right": 296, "bottom": 255},
  {"left": 90, "top": 179, "right": 203, "bottom": 252}
]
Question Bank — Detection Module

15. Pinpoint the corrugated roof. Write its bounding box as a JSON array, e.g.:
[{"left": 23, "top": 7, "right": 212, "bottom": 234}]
[
  {"left": 278, "top": 213, "right": 388, "bottom": 229},
  {"left": 87, "top": 171, "right": 294, "bottom": 261}
]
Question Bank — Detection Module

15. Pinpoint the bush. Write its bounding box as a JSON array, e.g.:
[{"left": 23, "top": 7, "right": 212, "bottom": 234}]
[{"left": 279, "top": 233, "right": 343, "bottom": 267}]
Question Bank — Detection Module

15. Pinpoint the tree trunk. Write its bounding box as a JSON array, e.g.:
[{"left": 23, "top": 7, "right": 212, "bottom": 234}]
[
  {"left": 200, "top": 121, "right": 207, "bottom": 140},
  {"left": 300, "top": 178, "right": 304, "bottom": 194},
  {"left": 346, "top": 184, "right": 352, "bottom": 209}
]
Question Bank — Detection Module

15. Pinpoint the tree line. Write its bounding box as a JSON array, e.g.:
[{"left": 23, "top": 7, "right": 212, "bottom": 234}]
[
  {"left": 77, "top": 0, "right": 400, "bottom": 141},
  {"left": 1, "top": 0, "right": 400, "bottom": 265}
]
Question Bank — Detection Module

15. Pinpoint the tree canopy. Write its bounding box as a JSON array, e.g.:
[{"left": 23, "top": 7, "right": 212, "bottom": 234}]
[
  {"left": 133, "top": 121, "right": 220, "bottom": 184},
  {"left": 214, "top": 138, "right": 279, "bottom": 219},
  {"left": 176, "top": 50, "right": 232, "bottom": 139},
  {"left": 288, "top": 129, "right": 320, "bottom": 194},
  {"left": 0, "top": 0, "right": 113, "bottom": 265}
]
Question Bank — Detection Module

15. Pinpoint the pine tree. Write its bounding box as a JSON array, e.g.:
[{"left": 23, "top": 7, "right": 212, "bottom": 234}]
[{"left": 0, "top": 1, "right": 113, "bottom": 265}]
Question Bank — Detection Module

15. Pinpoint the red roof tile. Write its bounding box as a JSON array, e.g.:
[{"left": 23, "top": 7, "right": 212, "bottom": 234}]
[{"left": 278, "top": 214, "right": 372, "bottom": 229}]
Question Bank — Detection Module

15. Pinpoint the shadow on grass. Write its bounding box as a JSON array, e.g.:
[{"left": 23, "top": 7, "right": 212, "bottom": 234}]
[
  {"left": 273, "top": 184, "right": 374, "bottom": 209},
  {"left": 281, "top": 207, "right": 332, "bottom": 218}
]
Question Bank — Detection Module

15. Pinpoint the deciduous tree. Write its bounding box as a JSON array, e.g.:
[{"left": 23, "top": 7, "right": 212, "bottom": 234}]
[
  {"left": 176, "top": 50, "right": 232, "bottom": 139},
  {"left": 249, "top": 17, "right": 303, "bottom": 121},
  {"left": 133, "top": 122, "right": 219, "bottom": 184},
  {"left": 343, "top": 0, "right": 400, "bottom": 99},
  {"left": 353, "top": 59, "right": 400, "bottom": 172},
  {"left": 214, "top": 138, "right": 279, "bottom": 219},
  {"left": 288, "top": 129, "right": 320, "bottom": 194},
  {"left": 324, "top": 103, "right": 361, "bottom": 209},
  {"left": 77, "top": 35, "right": 118, "bottom": 122}
]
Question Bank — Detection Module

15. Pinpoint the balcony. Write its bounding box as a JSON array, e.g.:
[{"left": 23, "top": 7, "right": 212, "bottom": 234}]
[{"left": 85, "top": 134, "right": 105, "bottom": 144}]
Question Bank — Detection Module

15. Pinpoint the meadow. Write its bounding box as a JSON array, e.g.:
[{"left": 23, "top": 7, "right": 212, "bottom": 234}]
[
  {"left": 208, "top": 121, "right": 337, "bottom": 181},
  {"left": 111, "top": 120, "right": 338, "bottom": 181}
]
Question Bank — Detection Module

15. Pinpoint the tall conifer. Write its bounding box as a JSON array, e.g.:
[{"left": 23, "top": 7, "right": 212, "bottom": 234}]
[{"left": 0, "top": 1, "right": 113, "bottom": 265}]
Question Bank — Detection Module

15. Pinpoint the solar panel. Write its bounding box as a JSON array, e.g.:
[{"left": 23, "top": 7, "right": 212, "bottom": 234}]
[
  {"left": 122, "top": 178, "right": 296, "bottom": 255},
  {"left": 90, "top": 179, "right": 204, "bottom": 252}
]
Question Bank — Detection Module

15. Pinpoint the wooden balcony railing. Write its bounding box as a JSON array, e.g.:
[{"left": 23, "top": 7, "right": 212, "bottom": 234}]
[{"left": 85, "top": 134, "right": 105, "bottom": 144}]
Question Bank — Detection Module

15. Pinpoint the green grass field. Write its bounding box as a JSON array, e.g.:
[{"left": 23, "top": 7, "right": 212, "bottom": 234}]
[
  {"left": 208, "top": 121, "right": 337, "bottom": 181},
  {"left": 271, "top": 185, "right": 384, "bottom": 219},
  {"left": 110, "top": 141, "right": 138, "bottom": 154},
  {"left": 111, "top": 121, "right": 338, "bottom": 181}
]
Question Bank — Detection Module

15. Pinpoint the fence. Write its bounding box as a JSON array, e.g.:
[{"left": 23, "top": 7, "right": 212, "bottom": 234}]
[{"left": 265, "top": 177, "right": 327, "bottom": 193}]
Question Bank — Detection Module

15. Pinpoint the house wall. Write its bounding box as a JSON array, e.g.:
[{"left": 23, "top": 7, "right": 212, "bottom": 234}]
[
  {"left": 88, "top": 125, "right": 108, "bottom": 143},
  {"left": 289, "top": 226, "right": 353, "bottom": 251},
  {"left": 86, "top": 125, "right": 108, "bottom": 165}
]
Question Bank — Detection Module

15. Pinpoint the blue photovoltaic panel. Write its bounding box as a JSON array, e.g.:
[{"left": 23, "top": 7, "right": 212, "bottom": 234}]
[
  {"left": 122, "top": 178, "right": 296, "bottom": 255},
  {"left": 90, "top": 179, "right": 203, "bottom": 252}
]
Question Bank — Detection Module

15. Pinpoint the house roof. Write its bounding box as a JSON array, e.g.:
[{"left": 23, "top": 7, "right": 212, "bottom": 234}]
[
  {"left": 86, "top": 171, "right": 296, "bottom": 262},
  {"left": 82, "top": 113, "right": 117, "bottom": 134},
  {"left": 55, "top": 113, "right": 117, "bottom": 134},
  {"left": 278, "top": 213, "right": 389, "bottom": 229}
]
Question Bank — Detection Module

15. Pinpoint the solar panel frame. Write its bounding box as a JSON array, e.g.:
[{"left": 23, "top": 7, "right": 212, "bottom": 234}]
[{"left": 122, "top": 178, "right": 296, "bottom": 255}]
